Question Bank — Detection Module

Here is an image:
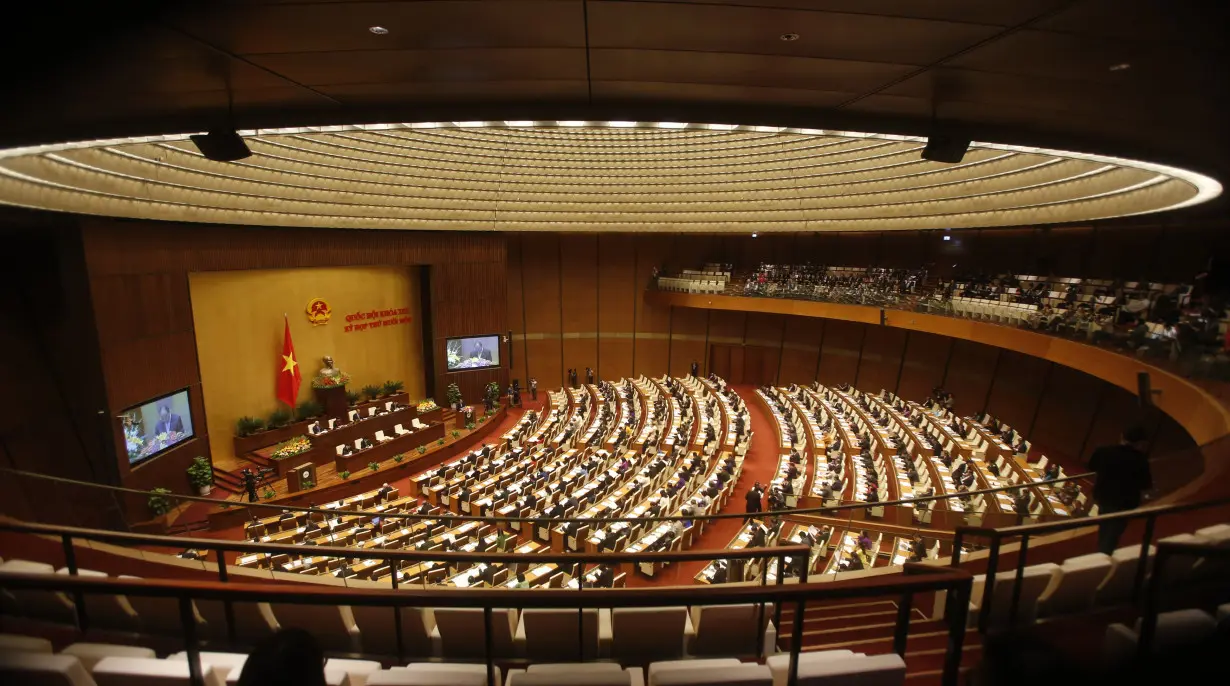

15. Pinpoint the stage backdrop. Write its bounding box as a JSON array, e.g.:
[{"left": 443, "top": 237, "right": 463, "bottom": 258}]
[{"left": 189, "top": 266, "right": 426, "bottom": 465}]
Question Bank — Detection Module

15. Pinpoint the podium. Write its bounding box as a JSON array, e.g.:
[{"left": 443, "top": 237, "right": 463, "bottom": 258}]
[
  {"left": 288, "top": 462, "right": 317, "bottom": 493},
  {"left": 315, "top": 385, "right": 349, "bottom": 421}
]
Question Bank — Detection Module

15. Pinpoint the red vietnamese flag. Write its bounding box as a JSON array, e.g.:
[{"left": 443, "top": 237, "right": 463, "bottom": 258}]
[{"left": 277, "top": 317, "right": 301, "bottom": 408}]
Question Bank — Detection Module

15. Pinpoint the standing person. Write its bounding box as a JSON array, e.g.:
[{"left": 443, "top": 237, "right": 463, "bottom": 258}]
[
  {"left": 586, "top": 366, "right": 594, "bottom": 385},
  {"left": 691, "top": 360, "right": 699, "bottom": 377},
  {"left": 744, "top": 481, "right": 763, "bottom": 521},
  {"left": 530, "top": 378, "right": 538, "bottom": 401},
  {"left": 1088, "top": 425, "right": 1153, "bottom": 554}
]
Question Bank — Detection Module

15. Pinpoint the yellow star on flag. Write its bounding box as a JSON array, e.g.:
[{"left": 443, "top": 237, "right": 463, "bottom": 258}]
[{"left": 282, "top": 352, "right": 298, "bottom": 374}]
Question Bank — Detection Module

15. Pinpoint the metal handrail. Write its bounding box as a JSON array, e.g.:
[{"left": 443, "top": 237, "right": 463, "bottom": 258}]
[
  {"left": 948, "top": 494, "right": 1230, "bottom": 633},
  {"left": 0, "top": 563, "right": 974, "bottom": 686}
]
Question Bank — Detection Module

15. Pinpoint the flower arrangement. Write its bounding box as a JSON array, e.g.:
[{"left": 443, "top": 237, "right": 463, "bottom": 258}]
[
  {"left": 270, "top": 435, "right": 312, "bottom": 460},
  {"left": 311, "top": 370, "right": 351, "bottom": 389},
  {"left": 416, "top": 398, "right": 439, "bottom": 413}
]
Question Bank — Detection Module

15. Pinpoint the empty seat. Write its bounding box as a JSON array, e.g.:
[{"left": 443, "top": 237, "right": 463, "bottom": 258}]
[
  {"left": 652, "top": 662, "right": 770, "bottom": 686},
  {"left": 61, "top": 644, "right": 155, "bottom": 671},
  {"left": 348, "top": 601, "right": 434, "bottom": 658},
  {"left": 372, "top": 666, "right": 487, "bottom": 686},
  {"left": 194, "top": 599, "right": 277, "bottom": 643},
  {"left": 610, "top": 606, "right": 694, "bottom": 663},
  {"left": 956, "top": 563, "right": 1059, "bottom": 628},
  {"left": 515, "top": 608, "right": 611, "bottom": 661},
  {"left": 1036, "top": 553, "right": 1113, "bottom": 618},
  {"left": 431, "top": 608, "right": 518, "bottom": 659},
  {"left": 1095, "top": 545, "right": 1154, "bottom": 606},
  {"left": 0, "top": 652, "right": 94, "bottom": 686},
  {"left": 1103, "top": 609, "right": 1218, "bottom": 665},
  {"left": 398, "top": 663, "right": 502, "bottom": 686},
  {"left": 686, "top": 604, "right": 774, "bottom": 658},
  {"left": 0, "top": 633, "right": 54, "bottom": 653},
  {"left": 507, "top": 663, "right": 639, "bottom": 686},
  {"left": 55, "top": 569, "right": 139, "bottom": 633},
  {"left": 120, "top": 577, "right": 205, "bottom": 639},
  {"left": 648, "top": 659, "right": 742, "bottom": 686},
  {"left": 784, "top": 653, "right": 904, "bottom": 686},
  {"left": 266, "top": 603, "right": 359, "bottom": 653},
  {"left": 324, "top": 658, "right": 382, "bottom": 686},
  {"left": 766, "top": 650, "right": 858, "bottom": 686},
  {"left": 0, "top": 560, "right": 75, "bottom": 626},
  {"left": 92, "top": 656, "right": 226, "bottom": 686},
  {"left": 165, "top": 652, "right": 247, "bottom": 680}
]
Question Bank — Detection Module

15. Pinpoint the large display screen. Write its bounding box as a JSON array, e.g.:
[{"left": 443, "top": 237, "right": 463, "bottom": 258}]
[
  {"left": 446, "top": 334, "right": 501, "bottom": 371},
  {"left": 120, "top": 388, "right": 195, "bottom": 466}
]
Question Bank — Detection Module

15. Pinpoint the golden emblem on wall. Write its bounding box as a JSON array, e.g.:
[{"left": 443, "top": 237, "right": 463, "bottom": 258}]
[{"left": 306, "top": 298, "right": 332, "bottom": 326}]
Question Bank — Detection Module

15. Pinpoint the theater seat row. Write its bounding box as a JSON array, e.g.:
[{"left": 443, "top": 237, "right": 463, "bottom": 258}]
[
  {"left": 933, "top": 523, "right": 1230, "bottom": 629},
  {"left": 0, "top": 635, "right": 909, "bottom": 686}
]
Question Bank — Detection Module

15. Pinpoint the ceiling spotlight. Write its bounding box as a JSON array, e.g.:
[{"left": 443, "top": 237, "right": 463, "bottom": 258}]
[
  {"left": 780, "top": 33, "right": 800, "bottom": 41},
  {"left": 1109, "top": 63, "right": 1131, "bottom": 71},
  {"left": 752, "top": 233, "right": 758, "bottom": 238},
  {"left": 943, "top": 236, "right": 951, "bottom": 241},
  {"left": 368, "top": 26, "right": 389, "bottom": 35}
]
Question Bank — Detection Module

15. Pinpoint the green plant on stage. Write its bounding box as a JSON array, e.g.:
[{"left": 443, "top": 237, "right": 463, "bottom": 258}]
[
  {"left": 484, "top": 381, "right": 501, "bottom": 406},
  {"left": 383, "top": 380, "right": 404, "bottom": 396},
  {"left": 268, "top": 407, "right": 293, "bottom": 428},
  {"left": 295, "top": 399, "right": 323, "bottom": 420},
  {"left": 392, "top": 453, "right": 405, "bottom": 464},
  {"left": 340, "top": 471, "right": 351, "bottom": 480},
  {"left": 416, "top": 445, "right": 427, "bottom": 455},
  {"left": 451, "top": 430, "right": 461, "bottom": 439},
  {"left": 262, "top": 488, "right": 276, "bottom": 500},
  {"left": 147, "top": 488, "right": 174, "bottom": 517},
  {"left": 465, "top": 422, "right": 476, "bottom": 430},
  {"left": 302, "top": 479, "right": 315, "bottom": 489},
  {"left": 345, "top": 389, "right": 361, "bottom": 406},
  {"left": 368, "top": 461, "right": 379, "bottom": 472},
  {"left": 446, "top": 383, "right": 462, "bottom": 408},
  {"left": 186, "top": 457, "right": 213, "bottom": 489},
  {"left": 235, "top": 416, "right": 266, "bottom": 437},
  {"left": 361, "top": 384, "right": 382, "bottom": 401},
  {"left": 437, "top": 438, "right": 445, "bottom": 446}
]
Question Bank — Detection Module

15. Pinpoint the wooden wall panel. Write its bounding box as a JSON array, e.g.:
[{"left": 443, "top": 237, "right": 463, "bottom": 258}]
[
  {"left": 1038, "top": 226, "right": 1095, "bottom": 276},
  {"left": 984, "top": 351, "right": 1049, "bottom": 433},
  {"left": 817, "top": 320, "right": 864, "bottom": 387},
  {"left": 744, "top": 312, "right": 784, "bottom": 349},
  {"left": 506, "top": 234, "right": 527, "bottom": 386},
  {"left": 778, "top": 316, "right": 823, "bottom": 385},
  {"left": 1031, "top": 365, "right": 1102, "bottom": 458},
  {"left": 520, "top": 233, "right": 563, "bottom": 385},
  {"left": 707, "top": 310, "right": 746, "bottom": 346},
  {"left": 632, "top": 234, "right": 673, "bottom": 378},
  {"left": 897, "top": 331, "right": 952, "bottom": 403},
  {"left": 1087, "top": 225, "right": 1161, "bottom": 279},
  {"left": 1084, "top": 384, "right": 1141, "bottom": 460},
  {"left": 597, "top": 234, "right": 636, "bottom": 379},
  {"left": 942, "top": 340, "right": 999, "bottom": 417},
  {"left": 668, "top": 307, "right": 708, "bottom": 379},
  {"left": 856, "top": 326, "right": 906, "bottom": 394},
  {"left": 560, "top": 234, "right": 598, "bottom": 375}
]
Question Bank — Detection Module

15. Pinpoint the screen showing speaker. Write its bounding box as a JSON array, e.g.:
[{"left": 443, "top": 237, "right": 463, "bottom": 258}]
[
  {"left": 446, "top": 334, "right": 501, "bottom": 371},
  {"left": 120, "top": 388, "right": 195, "bottom": 466}
]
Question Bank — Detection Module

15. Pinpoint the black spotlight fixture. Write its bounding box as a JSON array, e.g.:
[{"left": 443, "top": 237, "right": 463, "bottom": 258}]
[{"left": 190, "top": 129, "right": 252, "bottom": 162}]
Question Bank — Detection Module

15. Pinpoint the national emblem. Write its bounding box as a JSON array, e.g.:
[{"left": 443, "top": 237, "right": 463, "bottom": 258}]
[{"left": 306, "top": 298, "right": 332, "bottom": 325}]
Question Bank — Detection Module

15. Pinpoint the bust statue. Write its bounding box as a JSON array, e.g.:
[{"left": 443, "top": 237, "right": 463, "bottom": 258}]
[{"left": 319, "top": 355, "right": 339, "bottom": 377}]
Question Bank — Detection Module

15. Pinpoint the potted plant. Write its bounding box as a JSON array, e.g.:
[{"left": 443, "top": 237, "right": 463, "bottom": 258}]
[
  {"left": 340, "top": 470, "right": 351, "bottom": 480},
  {"left": 484, "top": 381, "right": 501, "bottom": 408},
  {"left": 383, "top": 380, "right": 404, "bottom": 396},
  {"left": 437, "top": 438, "right": 445, "bottom": 446},
  {"left": 262, "top": 487, "right": 276, "bottom": 500},
  {"left": 446, "top": 383, "right": 462, "bottom": 410},
  {"left": 451, "top": 430, "right": 461, "bottom": 439},
  {"left": 345, "top": 389, "right": 361, "bottom": 407},
  {"left": 416, "top": 445, "right": 427, "bottom": 455},
  {"left": 147, "top": 488, "right": 174, "bottom": 517},
  {"left": 368, "top": 461, "right": 379, "bottom": 472},
  {"left": 268, "top": 407, "right": 293, "bottom": 429},
  {"left": 361, "top": 384, "right": 382, "bottom": 401},
  {"left": 465, "top": 421, "right": 476, "bottom": 430},
  {"left": 186, "top": 456, "right": 214, "bottom": 496},
  {"left": 235, "top": 416, "right": 266, "bottom": 437},
  {"left": 295, "top": 399, "right": 323, "bottom": 421},
  {"left": 392, "top": 453, "right": 405, "bottom": 465}
]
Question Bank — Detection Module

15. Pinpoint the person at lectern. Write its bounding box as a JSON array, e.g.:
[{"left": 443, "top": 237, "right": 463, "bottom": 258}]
[
  {"left": 154, "top": 403, "right": 184, "bottom": 435},
  {"left": 470, "top": 340, "right": 493, "bottom": 362}
]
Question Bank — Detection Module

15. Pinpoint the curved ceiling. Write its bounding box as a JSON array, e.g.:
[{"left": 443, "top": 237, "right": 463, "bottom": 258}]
[{"left": 0, "top": 122, "right": 1218, "bottom": 231}]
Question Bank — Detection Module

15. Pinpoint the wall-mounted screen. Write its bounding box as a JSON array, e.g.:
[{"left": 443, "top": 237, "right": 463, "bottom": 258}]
[
  {"left": 446, "top": 334, "right": 501, "bottom": 372},
  {"left": 120, "top": 388, "right": 195, "bottom": 466}
]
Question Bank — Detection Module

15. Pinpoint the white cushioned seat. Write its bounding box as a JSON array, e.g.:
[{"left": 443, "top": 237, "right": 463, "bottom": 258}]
[
  {"left": 267, "top": 603, "right": 360, "bottom": 653},
  {"left": 371, "top": 667, "right": 488, "bottom": 686},
  {"left": 786, "top": 653, "right": 906, "bottom": 686},
  {"left": 652, "top": 663, "right": 770, "bottom": 686},
  {"left": 326, "top": 659, "right": 383, "bottom": 686},
  {"left": 61, "top": 644, "right": 156, "bottom": 671},
  {"left": 165, "top": 652, "right": 247, "bottom": 680},
  {"left": 1102, "top": 608, "right": 1218, "bottom": 665},
  {"left": 399, "top": 662, "right": 501, "bottom": 686},
  {"left": 92, "top": 656, "right": 226, "bottom": 686},
  {"left": 349, "top": 599, "right": 434, "bottom": 657},
  {"left": 54, "top": 569, "right": 139, "bottom": 633},
  {"left": 648, "top": 659, "right": 743, "bottom": 686},
  {"left": 0, "top": 560, "right": 75, "bottom": 626},
  {"left": 610, "top": 606, "right": 694, "bottom": 663},
  {"left": 766, "top": 650, "right": 857, "bottom": 686},
  {"left": 514, "top": 608, "right": 611, "bottom": 661},
  {"left": 1096, "top": 545, "right": 1154, "bottom": 606},
  {"left": 686, "top": 604, "right": 773, "bottom": 658},
  {"left": 0, "top": 633, "right": 54, "bottom": 653},
  {"left": 1036, "top": 553, "right": 1113, "bottom": 618},
  {"left": 431, "top": 608, "right": 518, "bottom": 659},
  {"left": 506, "top": 663, "right": 642, "bottom": 686},
  {"left": 0, "top": 652, "right": 95, "bottom": 686}
]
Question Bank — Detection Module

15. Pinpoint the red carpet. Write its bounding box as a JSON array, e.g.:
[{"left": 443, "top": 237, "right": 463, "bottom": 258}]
[{"left": 630, "top": 384, "right": 784, "bottom": 587}]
